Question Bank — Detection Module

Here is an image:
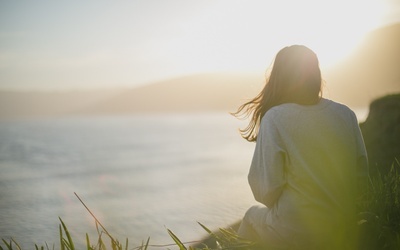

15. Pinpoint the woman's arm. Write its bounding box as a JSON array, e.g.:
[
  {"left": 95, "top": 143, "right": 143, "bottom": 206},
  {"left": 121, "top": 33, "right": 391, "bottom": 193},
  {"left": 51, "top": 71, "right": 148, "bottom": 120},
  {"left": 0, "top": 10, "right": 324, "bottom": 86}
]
[{"left": 248, "top": 111, "right": 287, "bottom": 208}]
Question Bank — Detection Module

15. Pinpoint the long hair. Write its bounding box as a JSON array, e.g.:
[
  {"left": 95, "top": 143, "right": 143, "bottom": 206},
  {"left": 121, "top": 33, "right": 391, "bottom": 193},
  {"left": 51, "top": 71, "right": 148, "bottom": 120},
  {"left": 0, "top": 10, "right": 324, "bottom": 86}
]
[{"left": 233, "top": 45, "right": 322, "bottom": 142}]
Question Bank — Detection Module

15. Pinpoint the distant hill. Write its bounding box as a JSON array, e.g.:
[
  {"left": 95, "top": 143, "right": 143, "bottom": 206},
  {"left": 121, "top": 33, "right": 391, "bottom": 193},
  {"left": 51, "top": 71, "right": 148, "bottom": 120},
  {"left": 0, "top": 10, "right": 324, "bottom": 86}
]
[
  {"left": 79, "top": 73, "right": 263, "bottom": 115},
  {"left": 0, "top": 90, "right": 122, "bottom": 119},
  {"left": 0, "top": 23, "right": 399, "bottom": 119},
  {"left": 324, "top": 23, "right": 400, "bottom": 107},
  {"left": 0, "top": 73, "right": 263, "bottom": 120}
]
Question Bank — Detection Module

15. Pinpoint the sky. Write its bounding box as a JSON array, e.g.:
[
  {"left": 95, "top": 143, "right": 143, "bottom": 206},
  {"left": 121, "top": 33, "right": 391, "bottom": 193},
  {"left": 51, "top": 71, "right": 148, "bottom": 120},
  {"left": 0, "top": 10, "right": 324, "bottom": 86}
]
[{"left": 1, "top": 0, "right": 400, "bottom": 91}]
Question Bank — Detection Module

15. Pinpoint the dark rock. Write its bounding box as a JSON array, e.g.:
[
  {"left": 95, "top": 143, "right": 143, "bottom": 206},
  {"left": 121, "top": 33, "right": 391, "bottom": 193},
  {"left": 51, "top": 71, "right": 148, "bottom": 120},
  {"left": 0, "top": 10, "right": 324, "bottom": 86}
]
[{"left": 360, "top": 93, "right": 400, "bottom": 174}]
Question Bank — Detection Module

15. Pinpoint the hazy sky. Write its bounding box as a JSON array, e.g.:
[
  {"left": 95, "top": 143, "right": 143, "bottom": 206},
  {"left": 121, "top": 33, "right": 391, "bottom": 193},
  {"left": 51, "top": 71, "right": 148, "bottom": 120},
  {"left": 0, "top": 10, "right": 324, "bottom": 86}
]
[{"left": 1, "top": 0, "right": 399, "bottom": 90}]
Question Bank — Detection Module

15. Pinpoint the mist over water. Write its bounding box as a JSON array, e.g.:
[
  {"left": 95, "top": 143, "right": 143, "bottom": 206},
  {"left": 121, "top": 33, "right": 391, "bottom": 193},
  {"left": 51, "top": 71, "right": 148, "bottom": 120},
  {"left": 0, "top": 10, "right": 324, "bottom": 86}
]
[
  {"left": 0, "top": 107, "right": 369, "bottom": 248},
  {"left": 0, "top": 113, "right": 256, "bottom": 249}
]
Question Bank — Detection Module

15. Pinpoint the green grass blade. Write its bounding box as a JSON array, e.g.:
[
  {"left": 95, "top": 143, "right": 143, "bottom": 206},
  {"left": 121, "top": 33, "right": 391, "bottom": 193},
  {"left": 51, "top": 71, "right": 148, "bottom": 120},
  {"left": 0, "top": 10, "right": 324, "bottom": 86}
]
[
  {"left": 143, "top": 237, "right": 150, "bottom": 250},
  {"left": 125, "top": 238, "right": 129, "bottom": 250},
  {"left": 167, "top": 229, "right": 187, "bottom": 250},
  {"left": 44, "top": 242, "right": 52, "bottom": 250},
  {"left": 59, "top": 225, "right": 65, "bottom": 250},
  {"left": 85, "top": 233, "right": 91, "bottom": 250},
  {"left": 198, "top": 221, "right": 222, "bottom": 243},
  {"left": 197, "top": 222, "right": 213, "bottom": 234},
  {"left": 219, "top": 227, "right": 239, "bottom": 239},
  {"left": 111, "top": 239, "right": 117, "bottom": 250},
  {"left": 1, "top": 239, "right": 11, "bottom": 250},
  {"left": 59, "top": 217, "right": 75, "bottom": 250},
  {"left": 97, "top": 232, "right": 106, "bottom": 250},
  {"left": 61, "top": 239, "right": 72, "bottom": 250},
  {"left": 10, "top": 239, "right": 21, "bottom": 250}
]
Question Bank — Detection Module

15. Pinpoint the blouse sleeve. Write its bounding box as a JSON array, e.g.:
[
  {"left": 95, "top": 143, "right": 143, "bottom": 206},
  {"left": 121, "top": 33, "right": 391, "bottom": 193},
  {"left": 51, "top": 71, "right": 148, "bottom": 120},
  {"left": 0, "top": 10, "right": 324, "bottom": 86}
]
[{"left": 248, "top": 111, "right": 287, "bottom": 208}]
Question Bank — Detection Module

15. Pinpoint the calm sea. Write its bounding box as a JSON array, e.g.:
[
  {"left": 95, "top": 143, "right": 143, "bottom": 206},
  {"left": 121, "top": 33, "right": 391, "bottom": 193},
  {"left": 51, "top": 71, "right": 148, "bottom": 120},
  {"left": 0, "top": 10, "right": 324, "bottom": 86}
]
[{"left": 0, "top": 113, "right": 256, "bottom": 249}]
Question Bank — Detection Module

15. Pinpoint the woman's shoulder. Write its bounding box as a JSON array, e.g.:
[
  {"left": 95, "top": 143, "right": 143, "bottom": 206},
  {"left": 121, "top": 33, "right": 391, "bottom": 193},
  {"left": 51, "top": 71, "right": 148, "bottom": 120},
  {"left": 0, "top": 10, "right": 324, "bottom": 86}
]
[
  {"left": 273, "top": 98, "right": 353, "bottom": 112},
  {"left": 324, "top": 99, "right": 357, "bottom": 117},
  {"left": 264, "top": 98, "right": 357, "bottom": 120}
]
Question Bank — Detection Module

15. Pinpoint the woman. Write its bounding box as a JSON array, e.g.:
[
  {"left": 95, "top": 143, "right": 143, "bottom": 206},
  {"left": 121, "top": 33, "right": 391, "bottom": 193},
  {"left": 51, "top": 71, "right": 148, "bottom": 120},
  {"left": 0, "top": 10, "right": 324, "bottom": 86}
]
[{"left": 233, "top": 45, "right": 368, "bottom": 249}]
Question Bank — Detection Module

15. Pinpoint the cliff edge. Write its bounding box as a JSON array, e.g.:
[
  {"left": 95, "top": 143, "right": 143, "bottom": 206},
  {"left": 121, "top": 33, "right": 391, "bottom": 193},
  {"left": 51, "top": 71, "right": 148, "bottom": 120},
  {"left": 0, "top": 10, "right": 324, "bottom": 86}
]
[{"left": 360, "top": 93, "right": 400, "bottom": 174}]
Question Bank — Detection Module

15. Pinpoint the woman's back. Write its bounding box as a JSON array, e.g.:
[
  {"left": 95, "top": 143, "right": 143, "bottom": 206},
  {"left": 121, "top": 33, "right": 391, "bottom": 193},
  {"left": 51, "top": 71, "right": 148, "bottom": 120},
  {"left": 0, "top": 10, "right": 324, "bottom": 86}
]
[{"left": 249, "top": 98, "right": 367, "bottom": 248}]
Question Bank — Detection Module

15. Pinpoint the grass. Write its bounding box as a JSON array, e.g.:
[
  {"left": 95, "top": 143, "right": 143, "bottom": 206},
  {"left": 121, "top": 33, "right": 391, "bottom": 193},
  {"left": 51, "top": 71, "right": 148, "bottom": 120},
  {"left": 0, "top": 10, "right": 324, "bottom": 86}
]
[
  {"left": 0, "top": 217, "right": 252, "bottom": 250},
  {"left": 357, "top": 159, "right": 400, "bottom": 249},
  {"left": 1, "top": 160, "right": 400, "bottom": 250}
]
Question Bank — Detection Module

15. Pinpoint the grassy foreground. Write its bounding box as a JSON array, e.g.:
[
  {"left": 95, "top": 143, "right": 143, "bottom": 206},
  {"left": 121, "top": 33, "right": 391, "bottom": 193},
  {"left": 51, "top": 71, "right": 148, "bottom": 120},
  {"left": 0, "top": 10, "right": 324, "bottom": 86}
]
[{"left": 2, "top": 161, "right": 400, "bottom": 250}]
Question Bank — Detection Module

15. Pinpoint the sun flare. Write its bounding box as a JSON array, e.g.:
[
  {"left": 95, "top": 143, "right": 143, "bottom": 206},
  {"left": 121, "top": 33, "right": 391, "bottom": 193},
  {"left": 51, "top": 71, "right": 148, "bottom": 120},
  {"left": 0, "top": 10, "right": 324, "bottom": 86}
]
[
  {"left": 247, "top": 0, "right": 387, "bottom": 69},
  {"left": 176, "top": 0, "right": 387, "bottom": 75}
]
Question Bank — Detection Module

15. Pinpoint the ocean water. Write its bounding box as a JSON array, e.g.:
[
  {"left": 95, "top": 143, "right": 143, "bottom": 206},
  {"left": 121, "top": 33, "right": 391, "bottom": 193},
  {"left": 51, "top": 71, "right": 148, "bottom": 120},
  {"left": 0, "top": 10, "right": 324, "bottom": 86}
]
[{"left": 0, "top": 113, "right": 256, "bottom": 249}]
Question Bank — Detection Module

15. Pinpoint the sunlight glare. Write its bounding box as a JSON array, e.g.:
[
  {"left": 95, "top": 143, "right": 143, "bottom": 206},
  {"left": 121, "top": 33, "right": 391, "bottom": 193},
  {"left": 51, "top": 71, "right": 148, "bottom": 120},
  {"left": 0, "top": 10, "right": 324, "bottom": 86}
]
[
  {"left": 174, "top": 0, "right": 387, "bottom": 74},
  {"left": 309, "top": 1, "right": 385, "bottom": 68},
  {"left": 254, "top": 0, "right": 386, "bottom": 69}
]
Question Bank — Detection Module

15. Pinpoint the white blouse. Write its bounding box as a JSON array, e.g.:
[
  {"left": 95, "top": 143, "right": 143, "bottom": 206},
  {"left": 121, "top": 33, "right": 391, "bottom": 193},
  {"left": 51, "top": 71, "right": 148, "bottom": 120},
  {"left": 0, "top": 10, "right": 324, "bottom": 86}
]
[{"left": 248, "top": 98, "right": 368, "bottom": 245}]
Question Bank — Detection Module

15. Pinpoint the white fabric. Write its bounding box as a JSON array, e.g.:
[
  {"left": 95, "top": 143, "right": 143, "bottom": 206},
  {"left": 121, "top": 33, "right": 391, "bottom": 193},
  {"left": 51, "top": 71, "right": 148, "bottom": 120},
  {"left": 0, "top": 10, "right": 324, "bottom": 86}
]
[{"left": 240, "top": 98, "right": 368, "bottom": 248}]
